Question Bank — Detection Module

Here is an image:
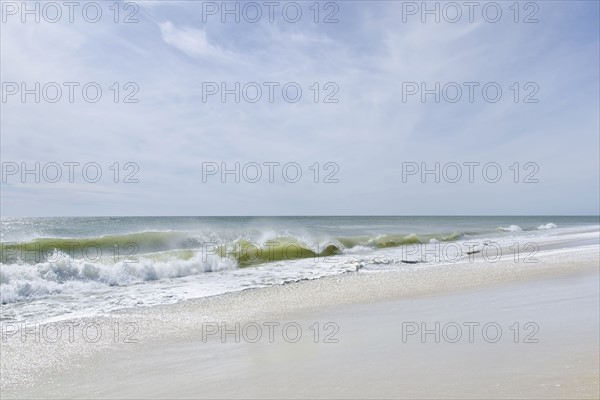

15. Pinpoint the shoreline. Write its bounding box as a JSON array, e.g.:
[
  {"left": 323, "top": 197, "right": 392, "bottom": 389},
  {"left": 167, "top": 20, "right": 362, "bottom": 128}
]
[{"left": 1, "top": 234, "right": 599, "bottom": 398}]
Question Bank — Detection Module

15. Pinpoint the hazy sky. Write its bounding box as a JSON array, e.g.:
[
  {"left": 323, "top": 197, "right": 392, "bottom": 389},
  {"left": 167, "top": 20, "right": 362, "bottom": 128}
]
[{"left": 1, "top": 0, "right": 599, "bottom": 216}]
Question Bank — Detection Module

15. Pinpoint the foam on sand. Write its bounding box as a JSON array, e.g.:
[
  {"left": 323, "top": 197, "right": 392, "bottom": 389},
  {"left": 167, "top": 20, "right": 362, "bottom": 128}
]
[{"left": 1, "top": 231, "right": 598, "bottom": 398}]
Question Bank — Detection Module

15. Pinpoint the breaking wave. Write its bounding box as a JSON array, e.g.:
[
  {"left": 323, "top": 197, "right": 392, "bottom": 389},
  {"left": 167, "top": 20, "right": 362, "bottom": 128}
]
[{"left": 0, "top": 225, "right": 545, "bottom": 304}]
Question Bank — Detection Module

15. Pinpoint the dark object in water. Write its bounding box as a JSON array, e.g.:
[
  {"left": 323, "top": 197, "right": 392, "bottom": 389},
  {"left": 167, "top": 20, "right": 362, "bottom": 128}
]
[
  {"left": 467, "top": 242, "right": 490, "bottom": 255},
  {"left": 401, "top": 259, "right": 420, "bottom": 264}
]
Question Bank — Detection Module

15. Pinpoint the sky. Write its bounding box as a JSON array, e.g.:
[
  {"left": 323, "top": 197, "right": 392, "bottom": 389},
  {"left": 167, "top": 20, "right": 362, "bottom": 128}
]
[{"left": 1, "top": 0, "right": 599, "bottom": 216}]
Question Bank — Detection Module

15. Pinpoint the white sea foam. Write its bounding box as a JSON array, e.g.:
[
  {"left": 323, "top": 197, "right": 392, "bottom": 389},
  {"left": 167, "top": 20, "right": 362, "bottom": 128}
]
[
  {"left": 498, "top": 225, "right": 523, "bottom": 232},
  {"left": 1, "top": 218, "right": 597, "bottom": 323},
  {"left": 0, "top": 250, "right": 237, "bottom": 305}
]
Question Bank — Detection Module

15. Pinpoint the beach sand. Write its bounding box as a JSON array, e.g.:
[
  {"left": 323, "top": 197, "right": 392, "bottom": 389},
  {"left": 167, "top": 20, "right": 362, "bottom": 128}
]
[{"left": 1, "top": 235, "right": 599, "bottom": 399}]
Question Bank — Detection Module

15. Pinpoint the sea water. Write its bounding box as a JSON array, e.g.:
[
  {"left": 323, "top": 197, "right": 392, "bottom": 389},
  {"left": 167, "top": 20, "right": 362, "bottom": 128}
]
[{"left": 1, "top": 216, "right": 598, "bottom": 322}]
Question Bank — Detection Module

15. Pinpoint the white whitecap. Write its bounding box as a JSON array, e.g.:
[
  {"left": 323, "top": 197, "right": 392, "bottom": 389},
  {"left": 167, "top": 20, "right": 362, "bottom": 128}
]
[{"left": 498, "top": 225, "right": 523, "bottom": 232}]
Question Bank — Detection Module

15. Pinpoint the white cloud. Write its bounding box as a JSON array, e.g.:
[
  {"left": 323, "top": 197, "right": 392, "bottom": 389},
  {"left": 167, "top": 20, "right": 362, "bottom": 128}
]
[
  {"left": 1, "top": 1, "right": 598, "bottom": 216},
  {"left": 159, "top": 21, "right": 226, "bottom": 59}
]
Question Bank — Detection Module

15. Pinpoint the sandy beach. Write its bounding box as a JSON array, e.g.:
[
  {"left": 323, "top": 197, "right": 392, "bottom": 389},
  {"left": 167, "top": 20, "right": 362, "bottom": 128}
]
[
  {"left": 3, "top": 0, "right": 599, "bottom": 397},
  {"left": 1, "top": 231, "right": 598, "bottom": 399}
]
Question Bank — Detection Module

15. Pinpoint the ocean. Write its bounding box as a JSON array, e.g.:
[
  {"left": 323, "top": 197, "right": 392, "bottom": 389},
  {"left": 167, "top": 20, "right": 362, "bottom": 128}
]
[{"left": 1, "top": 216, "right": 598, "bottom": 322}]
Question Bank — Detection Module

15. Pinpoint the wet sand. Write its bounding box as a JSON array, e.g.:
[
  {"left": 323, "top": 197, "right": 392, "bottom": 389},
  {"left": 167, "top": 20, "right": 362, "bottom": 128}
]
[{"left": 1, "top": 235, "right": 599, "bottom": 399}]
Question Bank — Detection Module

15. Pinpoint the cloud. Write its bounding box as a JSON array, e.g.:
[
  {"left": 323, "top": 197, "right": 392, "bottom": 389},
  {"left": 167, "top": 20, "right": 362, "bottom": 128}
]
[
  {"left": 1, "top": 1, "right": 598, "bottom": 216},
  {"left": 159, "top": 21, "right": 227, "bottom": 59}
]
